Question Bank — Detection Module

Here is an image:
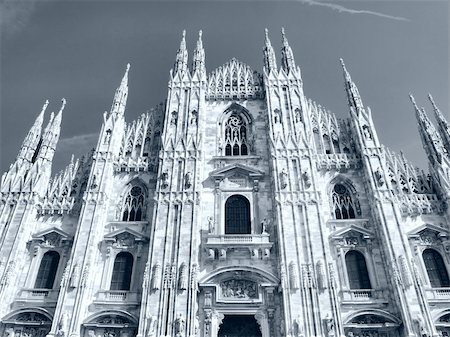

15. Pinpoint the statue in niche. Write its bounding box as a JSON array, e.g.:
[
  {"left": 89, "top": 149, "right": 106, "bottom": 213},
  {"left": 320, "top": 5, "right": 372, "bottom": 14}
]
[
  {"left": 207, "top": 216, "right": 215, "bottom": 234},
  {"left": 146, "top": 315, "right": 156, "bottom": 337},
  {"left": 204, "top": 291, "right": 212, "bottom": 307},
  {"left": 280, "top": 169, "right": 288, "bottom": 189},
  {"left": 161, "top": 171, "right": 169, "bottom": 189},
  {"left": 190, "top": 110, "right": 198, "bottom": 125},
  {"left": 5, "top": 328, "right": 14, "bottom": 337},
  {"left": 170, "top": 111, "right": 178, "bottom": 125},
  {"left": 374, "top": 168, "right": 385, "bottom": 187},
  {"left": 174, "top": 314, "right": 185, "bottom": 336},
  {"left": 302, "top": 171, "right": 311, "bottom": 189},
  {"left": 56, "top": 312, "right": 69, "bottom": 337},
  {"left": 104, "top": 129, "right": 112, "bottom": 144},
  {"left": 274, "top": 109, "right": 281, "bottom": 124},
  {"left": 324, "top": 314, "right": 334, "bottom": 337},
  {"left": 87, "top": 330, "right": 96, "bottom": 337},
  {"left": 90, "top": 173, "right": 98, "bottom": 190},
  {"left": 362, "top": 125, "right": 372, "bottom": 140},
  {"left": 294, "top": 108, "right": 302, "bottom": 123},
  {"left": 184, "top": 172, "right": 192, "bottom": 189},
  {"left": 261, "top": 218, "right": 269, "bottom": 234}
]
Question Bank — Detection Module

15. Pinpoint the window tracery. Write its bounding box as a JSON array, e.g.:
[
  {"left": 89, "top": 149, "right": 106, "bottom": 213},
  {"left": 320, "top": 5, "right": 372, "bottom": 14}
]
[
  {"left": 121, "top": 186, "right": 145, "bottom": 221},
  {"left": 332, "top": 184, "right": 359, "bottom": 219},
  {"left": 224, "top": 114, "right": 249, "bottom": 156}
]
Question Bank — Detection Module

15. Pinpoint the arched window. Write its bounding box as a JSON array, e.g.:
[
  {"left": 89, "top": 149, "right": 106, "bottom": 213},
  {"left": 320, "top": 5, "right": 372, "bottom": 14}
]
[
  {"left": 34, "top": 251, "right": 60, "bottom": 289},
  {"left": 423, "top": 249, "right": 450, "bottom": 288},
  {"left": 224, "top": 114, "right": 249, "bottom": 156},
  {"left": 345, "top": 250, "right": 372, "bottom": 289},
  {"left": 332, "top": 184, "right": 356, "bottom": 219},
  {"left": 225, "top": 195, "right": 251, "bottom": 234},
  {"left": 110, "top": 252, "right": 134, "bottom": 291},
  {"left": 122, "top": 186, "right": 145, "bottom": 221}
]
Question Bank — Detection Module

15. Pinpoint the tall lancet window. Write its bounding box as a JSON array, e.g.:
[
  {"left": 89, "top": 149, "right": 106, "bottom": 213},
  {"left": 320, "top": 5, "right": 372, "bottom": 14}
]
[
  {"left": 122, "top": 186, "right": 145, "bottom": 221},
  {"left": 345, "top": 250, "right": 372, "bottom": 289},
  {"left": 34, "top": 251, "right": 60, "bottom": 289},
  {"left": 423, "top": 249, "right": 450, "bottom": 288},
  {"left": 224, "top": 114, "right": 249, "bottom": 156},
  {"left": 225, "top": 195, "right": 251, "bottom": 234},
  {"left": 332, "top": 184, "right": 357, "bottom": 219},
  {"left": 110, "top": 252, "right": 134, "bottom": 291}
]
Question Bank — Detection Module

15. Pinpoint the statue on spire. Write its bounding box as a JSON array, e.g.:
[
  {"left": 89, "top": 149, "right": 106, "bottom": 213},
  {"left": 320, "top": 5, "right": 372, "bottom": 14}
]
[
  {"left": 340, "top": 58, "right": 364, "bottom": 113},
  {"left": 428, "top": 94, "right": 450, "bottom": 154},
  {"left": 263, "top": 28, "right": 277, "bottom": 74},
  {"left": 174, "top": 30, "right": 188, "bottom": 75},
  {"left": 192, "top": 30, "right": 205, "bottom": 76},
  {"left": 410, "top": 94, "right": 447, "bottom": 166},
  {"left": 111, "top": 63, "right": 130, "bottom": 115},
  {"left": 280, "top": 27, "right": 296, "bottom": 73}
]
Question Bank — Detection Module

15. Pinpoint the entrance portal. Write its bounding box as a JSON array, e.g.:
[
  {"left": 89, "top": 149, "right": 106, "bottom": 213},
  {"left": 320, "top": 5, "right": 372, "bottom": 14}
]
[{"left": 218, "top": 315, "right": 262, "bottom": 337}]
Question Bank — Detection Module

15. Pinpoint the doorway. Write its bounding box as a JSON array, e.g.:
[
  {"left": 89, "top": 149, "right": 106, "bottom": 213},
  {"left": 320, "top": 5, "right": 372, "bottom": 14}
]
[{"left": 218, "top": 315, "right": 262, "bottom": 337}]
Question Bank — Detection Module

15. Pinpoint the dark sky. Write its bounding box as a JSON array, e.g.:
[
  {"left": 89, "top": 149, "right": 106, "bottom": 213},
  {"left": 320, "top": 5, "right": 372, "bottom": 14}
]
[{"left": 1, "top": 0, "right": 448, "bottom": 173}]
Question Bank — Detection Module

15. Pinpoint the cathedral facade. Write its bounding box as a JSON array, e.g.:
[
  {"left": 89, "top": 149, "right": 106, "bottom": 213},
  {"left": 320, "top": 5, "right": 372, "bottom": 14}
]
[{"left": 1, "top": 28, "right": 450, "bottom": 337}]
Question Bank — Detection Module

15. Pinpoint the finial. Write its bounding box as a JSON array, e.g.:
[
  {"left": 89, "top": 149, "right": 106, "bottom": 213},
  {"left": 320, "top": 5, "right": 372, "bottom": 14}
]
[
  {"left": 182, "top": 30, "right": 186, "bottom": 39},
  {"left": 60, "top": 98, "right": 67, "bottom": 111},
  {"left": 339, "top": 58, "right": 346, "bottom": 68},
  {"left": 265, "top": 28, "right": 269, "bottom": 38},
  {"left": 126, "top": 63, "right": 131, "bottom": 72},
  {"left": 281, "top": 27, "right": 285, "bottom": 37},
  {"left": 428, "top": 93, "right": 439, "bottom": 111},
  {"left": 41, "top": 99, "right": 50, "bottom": 113},
  {"left": 199, "top": 30, "right": 202, "bottom": 38},
  {"left": 409, "top": 94, "right": 419, "bottom": 110}
]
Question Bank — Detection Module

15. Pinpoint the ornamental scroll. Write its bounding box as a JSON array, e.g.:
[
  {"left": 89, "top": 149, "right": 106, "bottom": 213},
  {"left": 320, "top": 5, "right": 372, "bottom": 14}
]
[{"left": 219, "top": 279, "right": 258, "bottom": 300}]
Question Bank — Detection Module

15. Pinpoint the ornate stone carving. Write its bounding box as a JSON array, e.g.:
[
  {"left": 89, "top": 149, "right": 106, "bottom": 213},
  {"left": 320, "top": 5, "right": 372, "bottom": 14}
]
[
  {"left": 146, "top": 315, "right": 157, "bottom": 337},
  {"left": 81, "top": 263, "right": 90, "bottom": 288},
  {"left": 204, "top": 291, "right": 212, "bottom": 307},
  {"left": 324, "top": 314, "right": 334, "bottom": 337},
  {"left": 220, "top": 279, "right": 258, "bottom": 299},
  {"left": 70, "top": 262, "right": 80, "bottom": 288},
  {"left": 289, "top": 261, "right": 299, "bottom": 289},
  {"left": 178, "top": 262, "right": 188, "bottom": 290},
  {"left": 280, "top": 169, "right": 288, "bottom": 189},
  {"left": 56, "top": 312, "right": 69, "bottom": 337},
  {"left": 184, "top": 172, "right": 192, "bottom": 189},
  {"left": 261, "top": 218, "right": 270, "bottom": 234},
  {"left": 150, "top": 263, "right": 160, "bottom": 290},
  {"left": 174, "top": 314, "right": 185, "bottom": 336},
  {"left": 316, "top": 259, "right": 327, "bottom": 290},
  {"left": 161, "top": 171, "right": 169, "bottom": 189},
  {"left": 398, "top": 255, "right": 412, "bottom": 288},
  {"left": 113, "top": 232, "right": 136, "bottom": 248},
  {"left": 302, "top": 171, "right": 311, "bottom": 189},
  {"left": 374, "top": 168, "right": 385, "bottom": 187}
]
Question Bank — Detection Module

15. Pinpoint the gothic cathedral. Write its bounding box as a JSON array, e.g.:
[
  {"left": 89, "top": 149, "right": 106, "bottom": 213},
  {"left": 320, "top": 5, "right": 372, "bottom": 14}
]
[{"left": 1, "top": 29, "right": 450, "bottom": 337}]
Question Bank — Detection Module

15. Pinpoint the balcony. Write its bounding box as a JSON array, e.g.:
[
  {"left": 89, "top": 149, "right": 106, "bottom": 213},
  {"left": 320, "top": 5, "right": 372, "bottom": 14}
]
[
  {"left": 424, "top": 287, "right": 450, "bottom": 302},
  {"left": 94, "top": 290, "right": 140, "bottom": 305},
  {"left": 341, "top": 289, "right": 388, "bottom": 304},
  {"left": 15, "top": 288, "right": 59, "bottom": 305},
  {"left": 315, "top": 153, "right": 361, "bottom": 171},
  {"left": 204, "top": 233, "right": 273, "bottom": 260}
]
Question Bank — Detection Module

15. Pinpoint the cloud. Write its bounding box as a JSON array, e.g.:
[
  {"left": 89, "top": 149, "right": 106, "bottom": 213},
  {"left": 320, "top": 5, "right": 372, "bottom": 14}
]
[
  {"left": 57, "top": 133, "right": 98, "bottom": 156},
  {"left": 298, "top": 0, "right": 409, "bottom": 21},
  {"left": 0, "top": 0, "right": 37, "bottom": 37}
]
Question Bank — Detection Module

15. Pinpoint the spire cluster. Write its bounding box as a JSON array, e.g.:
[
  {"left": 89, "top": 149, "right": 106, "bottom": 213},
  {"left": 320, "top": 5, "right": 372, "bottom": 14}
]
[
  {"left": 339, "top": 58, "right": 364, "bottom": 113},
  {"left": 172, "top": 30, "right": 206, "bottom": 77},
  {"left": 262, "top": 28, "right": 298, "bottom": 75},
  {"left": 410, "top": 94, "right": 450, "bottom": 166}
]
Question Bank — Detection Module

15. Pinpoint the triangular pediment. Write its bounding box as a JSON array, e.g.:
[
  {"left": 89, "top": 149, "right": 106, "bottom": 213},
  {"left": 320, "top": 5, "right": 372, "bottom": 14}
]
[
  {"left": 210, "top": 163, "right": 264, "bottom": 180},
  {"left": 104, "top": 227, "right": 148, "bottom": 242},
  {"left": 408, "top": 223, "right": 449, "bottom": 239},
  {"left": 330, "top": 224, "right": 373, "bottom": 241},
  {"left": 31, "top": 227, "right": 72, "bottom": 246}
]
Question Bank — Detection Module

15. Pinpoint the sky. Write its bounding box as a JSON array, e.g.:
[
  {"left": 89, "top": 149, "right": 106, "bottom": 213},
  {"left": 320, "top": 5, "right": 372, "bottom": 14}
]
[{"left": 1, "top": 0, "right": 449, "bottom": 174}]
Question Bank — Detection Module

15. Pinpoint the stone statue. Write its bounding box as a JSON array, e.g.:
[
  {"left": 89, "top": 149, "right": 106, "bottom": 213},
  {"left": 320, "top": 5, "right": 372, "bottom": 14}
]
[
  {"left": 207, "top": 216, "right": 215, "bottom": 234},
  {"left": 175, "top": 314, "right": 185, "bottom": 335},
  {"left": 261, "top": 218, "right": 269, "bottom": 234},
  {"left": 146, "top": 315, "right": 156, "bottom": 337},
  {"left": 374, "top": 168, "right": 384, "bottom": 187},
  {"left": 184, "top": 172, "right": 192, "bottom": 189},
  {"left": 280, "top": 169, "right": 288, "bottom": 189},
  {"left": 70, "top": 263, "right": 80, "bottom": 288},
  {"left": 302, "top": 171, "right": 311, "bottom": 189}
]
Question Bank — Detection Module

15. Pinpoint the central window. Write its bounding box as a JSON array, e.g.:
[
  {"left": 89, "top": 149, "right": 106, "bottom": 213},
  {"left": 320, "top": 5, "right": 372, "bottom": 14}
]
[
  {"left": 224, "top": 114, "right": 249, "bottom": 156},
  {"left": 225, "top": 195, "right": 251, "bottom": 234}
]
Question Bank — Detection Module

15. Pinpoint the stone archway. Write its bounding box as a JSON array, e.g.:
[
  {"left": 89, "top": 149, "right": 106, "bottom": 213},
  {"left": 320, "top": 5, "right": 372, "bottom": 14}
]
[
  {"left": 0, "top": 310, "right": 52, "bottom": 337},
  {"left": 218, "top": 315, "right": 262, "bottom": 337}
]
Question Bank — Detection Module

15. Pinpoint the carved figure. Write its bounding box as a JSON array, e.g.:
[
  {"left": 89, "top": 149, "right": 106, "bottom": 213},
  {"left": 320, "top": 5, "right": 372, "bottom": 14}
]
[
  {"left": 90, "top": 174, "right": 98, "bottom": 190},
  {"left": 184, "top": 172, "right": 192, "bottom": 189},
  {"left": 302, "top": 171, "right": 311, "bottom": 188},
  {"left": 280, "top": 169, "right": 288, "bottom": 189},
  {"left": 174, "top": 314, "right": 185, "bottom": 335},
  {"left": 274, "top": 109, "right": 281, "bottom": 123},
  {"left": 56, "top": 312, "right": 69, "bottom": 336},
  {"left": 171, "top": 111, "right": 178, "bottom": 125},
  {"left": 146, "top": 315, "right": 156, "bottom": 337},
  {"left": 161, "top": 171, "right": 169, "bottom": 189},
  {"left": 374, "top": 168, "right": 384, "bottom": 187},
  {"left": 204, "top": 291, "right": 212, "bottom": 307},
  {"left": 324, "top": 314, "right": 334, "bottom": 336},
  {"left": 261, "top": 218, "right": 269, "bottom": 234},
  {"left": 362, "top": 125, "right": 372, "bottom": 140},
  {"left": 207, "top": 216, "right": 215, "bottom": 234}
]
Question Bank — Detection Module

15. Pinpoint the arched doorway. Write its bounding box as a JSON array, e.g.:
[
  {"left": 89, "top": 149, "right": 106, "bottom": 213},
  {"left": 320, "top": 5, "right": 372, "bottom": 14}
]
[{"left": 218, "top": 315, "right": 262, "bottom": 337}]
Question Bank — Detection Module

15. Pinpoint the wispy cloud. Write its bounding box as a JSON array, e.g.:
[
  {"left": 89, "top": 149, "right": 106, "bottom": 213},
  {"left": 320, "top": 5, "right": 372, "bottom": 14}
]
[
  {"left": 298, "top": 0, "right": 409, "bottom": 21},
  {"left": 0, "top": 0, "right": 37, "bottom": 37},
  {"left": 57, "top": 133, "right": 98, "bottom": 153}
]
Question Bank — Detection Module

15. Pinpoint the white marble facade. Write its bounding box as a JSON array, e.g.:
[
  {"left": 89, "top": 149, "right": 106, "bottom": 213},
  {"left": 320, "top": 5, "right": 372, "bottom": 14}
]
[{"left": 1, "top": 29, "right": 450, "bottom": 337}]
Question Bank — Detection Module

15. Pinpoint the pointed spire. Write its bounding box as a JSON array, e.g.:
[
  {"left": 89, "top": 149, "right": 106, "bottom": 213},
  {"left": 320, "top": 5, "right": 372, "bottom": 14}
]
[
  {"left": 111, "top": 63, "right": 130, "bottom": 114},
  {"left": 263, "top": 28, "right": 277, "bottom": 74},
  {"left": 428, "top": 94, "right": 450, "bottom": 154},
  {"left": 174, "top": 30, "right": 188, "bottom": 74},
  {"left": 340, "top": 58, "right": 364, "bottom": 113},
  {"left": 16, "top": 99, "right": 49, "bottom": 163},
  {"left": 37, "top": 98, "right": 65, "bottom": 162},
  {"left": 192, "top": 30, "right": 205, "bottom": 75},
  {"left": 280, "top": 27, "right": 296, "bottom": 73},
  {"left": 410, "top": 94, "right": 447, "bottom": 165}
]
